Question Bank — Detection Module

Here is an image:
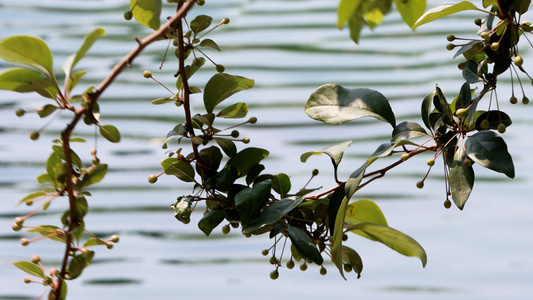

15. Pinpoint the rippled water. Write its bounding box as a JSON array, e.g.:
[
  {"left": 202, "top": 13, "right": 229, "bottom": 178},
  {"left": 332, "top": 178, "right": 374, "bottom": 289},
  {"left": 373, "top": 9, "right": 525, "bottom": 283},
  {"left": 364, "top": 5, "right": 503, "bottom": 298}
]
[{"left": 1, "top": 1, "right": 533, "bottom": 299}]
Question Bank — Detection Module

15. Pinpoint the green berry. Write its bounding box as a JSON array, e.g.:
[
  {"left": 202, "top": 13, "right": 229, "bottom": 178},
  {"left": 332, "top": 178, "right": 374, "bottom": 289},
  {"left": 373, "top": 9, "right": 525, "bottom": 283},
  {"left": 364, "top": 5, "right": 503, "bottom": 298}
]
[
  {"left": 312, "top": 169, "right": 319, "bottom": 176},
  {"left": 446, "top": 43, "right": 455, "bottom": 51},
  {"left": 474, "top": 18, "right": 482, "bottom": 26},
  {"left": 242, "top": 137, "right": 250, "bottom": 144},
  {"left": 463, "top": 158, "right": 472, "bottom": 168},
  {"left": 231, "top": 130, "right": 239, "bottom": 138},
  {"left": 106, "top": 242, "right": 114, "bottom": 249},
  {"left": 481, "top": 32, "right": 489, "bottom": 40},
  {"left": 426, "top": 158, "right": 435, "bottom": 167},
  {"left": 21, "top": 238, "right": 30, "bottom": 246},
  {"left": 222, "top": 224, "right": 230, "bottom": 234},
  {"left": 31, "top": 255, "right": 41, "bottom": 264},
  {"left": 458, "top": 62, "right": 466, "bottom": 70},
  {"left": 480, "top": 119, "right": 490, "bottom": 130},
  {"left": 196, "top": 0, "right": 205, "bottom": 5},
  {"left": 230, "top": 222, "right": 239, "bottom": 228},
  {"left": 510, "top": 96, "right": 518, "bottom": 104},
  {"left": 490, "top": 42, "right": 499, "bottom": 51},
  {"left": 522, "top": 96, "right": 530, "bottom": 105},
  {"left": 261, "top": 249, "right": 269, "bottom": 256},
  {"left": 319, "top": 266, "right": 327, "bottom": 275},
  {"left": 456, "top": 108, "right": 468, "bottom": 118},
  {"left": 23, "top": 276, "right": 32, "bottom": 284},
  {"left": 514, "top": 55, "right": 523, "bottom": 67},
  {"left": 248, "top": 117, "right": 258, "bottom": 124},
  {"left": 142, "top": 70, "right": 152, "bottom": 78},
  {"left": 12, "top": 222, "right": 22, "bottom": 231},
  {"left": 400, "top": 153, "right": 410, "bottom": 161},
  {"left": 222, "top": 18, "right": 230, "bottom": 24},
  {"left": 342, "top": 233, "right": 348, "bottom": 241},
  {"left": 148, "top": 174, "right": 158, "bottom": 184},
  {"left": 29, "top": 131, "right": 40, "bottom": 141},
  {"left": 269, "top": 256, "right": 277, "bottom": 264},
  {"left": 344, "top": 264, "right": 353, "bottom": 272},
  {"left": 15, "top": 108, "right": 25, "bottom": 117},
  {"left": 416, "top": 180, "right": 424, "bottom": 189},
  {"left": 286, "top": 259, "right": 295, "bottom": 269},
  {"left": 270, "top": 269, "right": 279, "bottom": 280},
  {"left": 446, "top": 34, "right": 455, "bottom": 42},
  {"left": 300, "top": 262, "right": 308, "bottom": 271},
  {"left": 444, "top": 199, "right": 452, "bottom": 209},
  {"left": 109, "top": 234, "right": 120, "bottom": 243},
  {"left": 497, "top": 123, "right": 506, "bottom": 133},
  {"left": 124, "top": 10, "right": 133, "bottom": 21},
  {"left": 216, "top": 64, "right": 225, "bottom": 73}
]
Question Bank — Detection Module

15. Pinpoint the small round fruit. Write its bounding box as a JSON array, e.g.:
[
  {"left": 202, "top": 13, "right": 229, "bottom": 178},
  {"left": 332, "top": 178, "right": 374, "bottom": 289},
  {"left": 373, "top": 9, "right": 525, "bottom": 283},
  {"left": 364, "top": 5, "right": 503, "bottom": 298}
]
[
  {"left": 109, "top": 234, "right": 120, "bottom": 243},
  {"left": 446, "top": 43, "right": 455, "bottom": 51},
  {"left": 230, "top": 222, "right": 239, "bottom": 229},
  {"left": 497, "top": 123, "right": 506, "bottom": 133},
  {"left": 123, "top": 10, "right": 133, "bottom": 20},
  {"left": 222, "top": 18, "right": 230, "bottom": 24},
  {"left": 21, "top": 238, "right": 30, "bottom": 246},
  {"left": 342, "top": 233, "right": 348, "bottom": 241},
  {"left": 312, "top": 169, "right": 319, "bottom": 176},
  {"left": 456, "top": 108, "right": 468, "bottom": 118},
  {"left": 490, "top": 42, "right": 499, "bottom": 51},
  {"left": 29, "top": 131, "right": 40, "bottom": 141},
  {"left": 510, "top": 96, "right": 518, "bottom": 104},
  {"left": 300, "top": 262, "right": 308, "bottom": 271},
  {"left": 23, "top": 276, "right": 32, "bottom": 284},
  {"left": 480, "top": 119, "right": 490, "bottom": 130},
  {"left": 106, "top": 242, "right": 114, "bottom": 249},
  {"left": 319, "top": 266, "right": 327, "bottom": 275},
  {"left": 270, "top": 269, "right": 279, "bottom": 280},
  {"left": 474, "top": 18, "right": 482, "bottom": 26},
  {"left": 142, "top": 70, "right": 152, "bottom": 78},
  {"left": 148, "top": 174, "right": 158, "bottom": 184},
  {"left": 269, "top": 256, "right": 277, "bottom": 264},
  {"left": 49, "top": 268, "right": 59, "bottom": 276},
  {"left": 522, "top": 96, "right": 530, "bottom": 105},
  {"left": 463, "top": 159, "right": 472, "bottom": 168},
  {"left": 481, "top": 32, "right": 489, "bottom": 40},
  {"left": 286, "top": 259, "right": 295, "bottom": 269},
  {"left": 426, "top": 158, "right": 435, "bottom": 167},
  {"left": 12, "top": 222, "right": 22, "bottom": 231},
  {"left": 216, "top": 64, "right": 225, "bottom": 73},
  {"left": 231, "top": 130, "right": 239, "bottom": 138},
  {"left": 261, "top": 249, "right": 269, "bottom": 256},
  {"left": 400, "top": 153, "right": 410, "bottom": 161},
  {"left": 31, "top": 255, "right": 41, "bottom": 264},
  {"left": 416, "top": 180, "right": 424, "bottom": 189},
  {"left": 444, "top": 199, "right": 452, "bottom": 209},
  {"left": 248, "top": 117, "right": 258, "bottom": 124},
  {"left": 15, "top": 108, "right": 25, "bottom": 117},
  {"left": 446, "top": 34, "right": 455, "bottom": 42},
  {"left": 196, "top": 0, "right": 205, "bottom": 5},
  {"left": 222, "top": 224, "right": 230, "bottom": 234},
  {"left": 14, "top": 217, "right": 24, "bottom": 226},
  {"left": 344, "top": 264, "right": 353, "bottom": 272},
  {"left": 457, "top": 62, "right": 466, "bottom": 70},
  {"left": 242, "top": 137, "right": 250, "bottom": 144},
  {"left": 514, "top": 55, "right": 523, "bottom": 67}
]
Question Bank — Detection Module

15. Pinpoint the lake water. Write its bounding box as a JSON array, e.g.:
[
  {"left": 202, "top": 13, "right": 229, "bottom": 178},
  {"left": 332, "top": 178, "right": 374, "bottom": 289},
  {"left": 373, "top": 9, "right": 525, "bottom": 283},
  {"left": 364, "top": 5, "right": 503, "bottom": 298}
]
[{"left": 1, "top": 0, "right": 533, "bottom": 299}]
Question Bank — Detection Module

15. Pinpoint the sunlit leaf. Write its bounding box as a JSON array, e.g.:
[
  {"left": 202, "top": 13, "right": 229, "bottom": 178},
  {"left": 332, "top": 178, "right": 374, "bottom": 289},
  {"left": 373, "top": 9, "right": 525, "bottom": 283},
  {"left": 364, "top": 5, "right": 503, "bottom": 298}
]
[
  {"left": 204, "top": 73, "right": 254, "bottom": 114},
  {"left": 300, "top": 141, "right": 352, "bottom": 171},
  {"left": 0, "top": 35, "right": 54, "bottom": 77},
  {"left": 131, "top": 0, "right": 161, "bottom": 30},
  {"left": 337, "top": 0, "right": 362, "bottom": 28},
  {"left": 392, "top": 0, "right": 425, "bottom": 27},
  {"left": 99, "top": 124, "right": 121, "bottom": 143},
  {"left": 305, "top": 84, "right": 395, "bottom": 126},
  {"left": 161, "top": 158, "right": 196, "bottom": 182},
  {"left": 0, "top": 67, "right": 43, "bottom": 92},
  {"left": 151, "top": 97, "right": 174, "bottom": 105},
  {"left": 199, "top": 38, "right": 220, "bottom": 51},
  {"left": 81, "top": 163, "right": 108, "bottom": 189},
  {"left": 13, "top": 261, "right": 46, "bottom": 279},
  {"left": 391, "top": 121, "right": 427, "bottom": 142},
  {"left": 51, "top": 145, "right": 82, "bottom": 169},
  {"left": 190, "top": 15, "right": 212, "bottom": 35},
  {"left": 331, "top": 196, "right": 349, "bottom": 279},
  {"left": 465, "top": 131, "right": 514, "bottom": 178},
  {"left": 346, "top": 199, "right": 388, "bottom": 240},
  {"left": 32, "top": 78, "right": 59, "bottom": 99},
  {"left": 217, "top": 102, "right": 249, "bottom": 118},
  {"left": 27, "top": 225, "right": 66, "bottom": 243},
  {"left": 412, "top": 1, "right": 482, "bottom": 29}
]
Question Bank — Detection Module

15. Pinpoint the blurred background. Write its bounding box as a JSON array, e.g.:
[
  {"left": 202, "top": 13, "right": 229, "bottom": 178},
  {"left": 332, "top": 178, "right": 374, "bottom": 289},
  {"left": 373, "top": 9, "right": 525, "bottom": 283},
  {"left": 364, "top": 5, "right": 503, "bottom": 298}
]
[{"left": 1, "top": 0, "right": 532, "bottom": 299}]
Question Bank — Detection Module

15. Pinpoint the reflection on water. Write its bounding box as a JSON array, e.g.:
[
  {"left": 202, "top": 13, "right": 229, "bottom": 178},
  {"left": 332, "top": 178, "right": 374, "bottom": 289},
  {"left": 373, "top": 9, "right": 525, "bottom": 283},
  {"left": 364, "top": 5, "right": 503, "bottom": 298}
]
[{"left": 1, "top": 1, "right": 533, "bottom": 299}]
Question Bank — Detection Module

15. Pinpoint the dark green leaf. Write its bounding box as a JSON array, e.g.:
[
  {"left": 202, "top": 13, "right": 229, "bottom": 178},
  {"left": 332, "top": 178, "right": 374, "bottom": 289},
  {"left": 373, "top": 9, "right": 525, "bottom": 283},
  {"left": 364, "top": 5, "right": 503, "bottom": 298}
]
[
  {"left": 330, "top": 196, "right": 349, "bottom": 279},
  {"left": 287, "top": 225, "right": 323, "bottom": 265},
  {"left": 190, "top": 15, "right": 212, "bottom": 35},
  {"left": 0, "top": 35, "right": 54, "bottom": 77},
  {"left": 412, "top": 1, "right": 482, "bottom": 29},
  {"left": 475, "top": 110, "right": 512, "bottom": 130},
  {"left": 203, "top": 73, "right": 254, "bottom": 114},
  {"left": 226, "top": 147, "right": 269, "bottom": 177},
  {"left": 51, "top": 145, "right": 82, "bottom": 169},
  {"left": 449, "top": 147, "right": 475, "bottom": 210},
  {"left": 198, "top": 146, "right": 223, "bottom": 174},
  {"left": 243, "top": 196, "right": 304, "bottom": 233},
  {"left": 68, "top": 251, "right": 94, "bottom": 280},
  {"left": 305, "top": 84, "right": 395, "bottom": 126},
  {"left": 342, "top": 246, "right": 363, "bottom": 278},
  {"left": 176, "top": 58, "right": 205, "bottom": 90},
  {"left": 421, "top": 90, "right": 436, "bottom": 131},
  {"left": 99, "top": 124, "right": 121, "bottom": 143},
  {"left": 131, "top": 0, "right": 161, "bottom": 30},
  {"left": 271, "top": 173, "right": 291, "bottom": 198},
  {"left": 199, "top": 38, "right": 220, "bottom": 51},
  {"left": 198, "top": 208, "right": 225, "bottom": 236},
  {"left": 13, "top": 261, "right": 46, "bottom": 279},
  {"left": 391, "top": 121, "right": 427, "bottom": 142},
  {"left": 0, "top": 67, "right": 43, "bottom": 92},
  {"left": 235, "top": 180, "right": 271, "bottom": 227},
  {"left": 161, "top": 158, "right": 196, "bottom": 182},
  {"left": 246, "top": 164, "right": 265, "bottom": 185},
  {"left": 217, "top": 102, "right": 249, "bottom": 118},
  {"left": 454, "top": 82, "right": 473, "bottom": 110},
  {"left": 462, "top": 60, "right": 482, "bottom": 83},
  {"left": 46, "top": 152, "right": 66, "bottom": 189},
  {"left": 215, "top": 138, "right": 237, "bottom": 158},
  {"left": 81, "top": 163, "right": 108, "bottom": 189},
  {"left": 465, "top": 131, "right": 514, "bottom": 178}
]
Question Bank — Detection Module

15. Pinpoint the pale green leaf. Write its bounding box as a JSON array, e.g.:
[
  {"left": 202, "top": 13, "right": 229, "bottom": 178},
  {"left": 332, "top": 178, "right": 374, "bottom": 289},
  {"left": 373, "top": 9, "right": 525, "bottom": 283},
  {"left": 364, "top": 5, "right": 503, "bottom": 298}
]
[
  {"left": 412, "top": 1, "right": 482, "bottom": 30},
  {"left": 345, "top": 199, "right": 388, "bottom": 241},
  {"left": 337, "top": 0, "right": 363, "bottom": 28},
  {"left": 63, "top": 27, "right": 105, "bottom": 79},
  {"left": 99, "top": 124, "right": 121, "bottom": 143},
  {"left": 392, "top": 0, "right": 425, "bottom": 28},
  {"left": 131, "top": 0, "right": 161, "bottom": 30},
  {"left": 13, "top": 261, "right": 46, "bottom": 279},
  {"left": 217, "top": 102, "right": 249, "bottom": 118},
  {"left": 0, "top": 67, "right": 43, "bottom": 92},
  {"left": 0, "top": 35, "right": 54, "bottom": 77},
  {"left": 204, "top": 73, "right": 254, "bottom": 114}
]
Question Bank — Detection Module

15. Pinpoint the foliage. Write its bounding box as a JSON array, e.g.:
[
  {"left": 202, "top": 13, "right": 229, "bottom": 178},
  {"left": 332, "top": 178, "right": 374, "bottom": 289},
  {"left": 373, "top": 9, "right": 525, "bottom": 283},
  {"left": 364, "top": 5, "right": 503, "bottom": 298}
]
[{"left": 1, "top": 0, "right": 532, "bottom": 298}]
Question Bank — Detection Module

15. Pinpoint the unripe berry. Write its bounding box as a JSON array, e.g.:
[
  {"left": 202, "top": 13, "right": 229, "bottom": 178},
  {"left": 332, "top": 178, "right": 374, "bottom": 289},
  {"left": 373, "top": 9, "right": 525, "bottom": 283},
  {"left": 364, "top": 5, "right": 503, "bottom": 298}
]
[
  {"left": 23, "top": 276, "right": 32, "bottom": 284},
  {"left": 261, "top": 249, "right": 269, "bottom": 256},
  {"left": 15, "top": 108, "right": 25, "bottom": 117},
  {"left": 458, "top": 62, "right": 466, "bottom": 70},
  {"left": 148, "top": 174, "right": 158, "bottom": 184},
  {"left": 124, "top": 10, "right": 133, "bottom": 21},
  {"left": 446, "top": 43, "right": 455, "bottom": 51},
  {"left": 286, "top": 259, "right": 295, "bottom": 269},
  {"left": 416, "top": 180, "right": 424, "bottom": 189},
  {"left": 222, "top": 18, "right": 230, "bottom": 24},
  {"left": 248, "top": 116, "right": 257, "bottom": 124},
  {"left": 481, "top": 32, "right": 489, "bottom": 40},
  {"left": 456, "top": 108, "right": 468, "bottom": 118},
  {"left": 444, "top": 199, "right": 452, "bottom": 209},
  {"left": 29, "top": 131, "right": 40, "bottom": 141},
  {"left": 510, "top": 96, "right": 518, "bottom": 104},
  {"left": 514, "top": 55, "right": 523, "bottom": 67},
  {"left": 269, "top": 269, "right": 279, "bottom": 280},
  {"left": 522, "top": 96, "right": 530, "bottom": 105},
  {"left": 480, "top": 119, "right": 490, "bottom": 130},
  {"left": 344, "top": 264, "right": 353, "bottom": 272},
  {"left": 497, "top": 123, "right": 506, "bottom": 133},
  {"left": 474, "top": 18, "right": 482, "bottom": 26},
  {"left": 106, "top": 242, "right": 114, "bottom": 249},
  {"left": 490, "top": 42, "right": 499, "bottom": 51},
  {"left": 12, "top": 222, "right": 22, "bottom": 231},
  {"left": 342, "top": 233, "right": 348, "bottom": 241},
  {"left": 230, "top": 222, "right": 239, "bottom": 228},
  {"left": 21, "top": 238, "right": 30, "bottom": 246},
  {"left": 426, "top": 158, "right": 435, "bottom": 167},
  {"left": 31, "top": 255, "right": 41, "bottom": 264},
  {"left": 312, "top": 169, "right": 319, "bottom": 176},
  {"left": 463, "top": 158, "right": 472, "bottom": 167},
  {"left": 446, "top": 34, "right": 455, "bottom": 42},
  {"left": 14, "top": 217, "right": 24, "bottom": 226},
  {"left": 300, "top": 262, "right": 308, "bottom": 271},
  {"left": 400, "top": 153, "right": 409, "bottom": 161},
  {"left": 269, "top": 256, "right": 277, "bottom": 264},
  {"left": 196, "top": 0, "right": 205, "bottom": 5},
  {"left": 231, "top": 130, "right": 239, "bottom": 138},
  {"left": 222, "top": 224, "right": 230, "bottom": 234},
  {"left": 319, "top": 265, "right": 327, "bottom": 275},
  {"left": 142, "top": 70, "right": 152, "bottom": 78},
  {"left": 216, "top": 64, "right": 225, "bottom": 73},
  {"left": 242, "top": 137, "right": 250, "bottom": 144},
  {"left": 109, "top": 234, "right": 120, "bottom": 243},
  {"left": 49, "top": 268, "right": 59, "bottom": 276}
]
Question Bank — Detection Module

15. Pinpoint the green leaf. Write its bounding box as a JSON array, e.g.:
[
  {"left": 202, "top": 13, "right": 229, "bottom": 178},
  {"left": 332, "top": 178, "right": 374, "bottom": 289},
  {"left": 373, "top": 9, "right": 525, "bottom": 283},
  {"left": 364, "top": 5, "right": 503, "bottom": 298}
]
[
  {"left": 392, "top": 0, "right": 425, "bottom": 27},
  {"left": 46, "top": 151, "right": 66, "bottom": 190},
  {"left": 475, "top": 110, "right": 512, "bottom": 130},
  {"left": 337, "top": 0, "right": 363, "bottom": 28},
  {"left": 32, "top": 78, "right": 59, "bottom": 99},
  {"left": 305, "top": 84, "right": 395, "bottom": 126},
  {"left": 449, "top": 147, "right": 475, "bottom": 210},
  {"left": 342, "top": 246, "right": 363, "bottom": 279},
  {"left": 300, "top": 140, "right": 352, "bottom": 170},
  {"left": 347, "top": 222, "right": 427, "bottom": 267},
  {"left": 199, "top": 38, "right": 220, "bottom": 51},
  {"left": 465, "top": 131, "right": 514, "bottom": 178},
  {"left": 243, "top": 196, "right": 304, "bottom": 234},
  {"left": 346, "top": 199, "right": 388, "bottom": 240},
  {"left": 331, "top": 196, "right": 349, "bottom": 279},
  {"left": 16, "top": 190, "right": 48, "bottom": 206},
  {"left": 131, "top": 0, "right": 161, "bottom": 30},
  {"left": 226, "top": 147, "right": 269, "bottom": 177},
  {"left": 161, "top": 158, "right": 196, "bottom": 182},
  {"left": 99, "top": 124, "right": 121, "bottom": 143},
  {"left": 215, "top": 137, "right": 237, "bottom": 158},
  {"left": 81, "top": 163, "right": 108, "bottom": 189},
  {"left": 27, "top": 225, "right": 66, "bottom": 243},
  {"left": 68, "top": 251, "right": 94, "bottom": 280},
  {"left": 190, "top": 15, "right": 212, "bottom": 35},
  {"left": 217, "top": 102, "right": 249, "bottom": 118},
  {"left": 0, "top": 67, "right": 43, "bottom": 92},
  {"left": 63, "top": 27, "right": 105, "bottom": 79},
  {"left": 287, "top": 226, "right": 323, "bottom": 265},
  {"left": 412, "top": 1, "right": 482, "bottom": 29},
  {"left": 235, "top": 180, "right": 271, "bottom": 227},
  {"left": 483, "top": 0, "right": 497, "bottom": 7},
  {"left": 0, "top": 35, "right": 54, "bottom": 77},
  {"left": 51, "top": 145, "right": 82, "bottom": 169},
  {"left": 391, "top": 121, "right": 427, "bottom": 142},
  {"left": 203, "top": 73, "right": 254, "bottom": 114},
  {"left": 271, "top": 173, "right": 291, "bottom": 198},
  {"left": 83, "top": 237, "right": 108, "bottom": 247},
  {"left": 421, "top": 90, "right": 436, "bottom": 132},
  {"left": 151, "top": 97, "right": 174, "bottom": 105},
  {"left": 13, "top": 261, "right": 46, "bottom": 279},
  {"left": 176, "top": 58, "right": 205, "bottom": 90},
  {"left": 198, "top": 208, "right": 226, "bottom": 236},
  {"left": 66, "top": 69, "right": 88, "bottom": 94},
  {"left": 198, "top": 146, "right": 223, "bottom": 178}
]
